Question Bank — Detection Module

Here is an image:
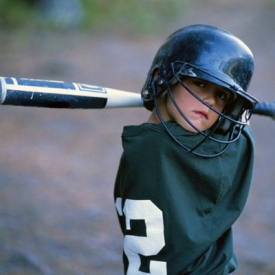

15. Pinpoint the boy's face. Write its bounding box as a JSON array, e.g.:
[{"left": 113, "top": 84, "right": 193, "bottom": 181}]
[{"left": 165, "top": 77, "right": 233, "bottom": 132}]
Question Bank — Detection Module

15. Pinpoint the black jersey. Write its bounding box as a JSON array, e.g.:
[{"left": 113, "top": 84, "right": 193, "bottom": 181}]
[{"left": 114, "top": 121, "right": 254, "bottom": 275}]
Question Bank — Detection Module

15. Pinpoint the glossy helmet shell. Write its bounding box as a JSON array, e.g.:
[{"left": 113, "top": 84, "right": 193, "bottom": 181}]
[{"left": 141, "top": 24, "right": 256, "bottom": 113}]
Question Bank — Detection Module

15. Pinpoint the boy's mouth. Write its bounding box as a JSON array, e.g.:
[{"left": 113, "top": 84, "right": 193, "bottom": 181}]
[{"left": 194, "top": 111, "right": 208, "bottom": 119}]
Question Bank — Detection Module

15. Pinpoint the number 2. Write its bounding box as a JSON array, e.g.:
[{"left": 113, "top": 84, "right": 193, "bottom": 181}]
[{"left": 116, "top": 198, "right": 167, "bottom": 275}]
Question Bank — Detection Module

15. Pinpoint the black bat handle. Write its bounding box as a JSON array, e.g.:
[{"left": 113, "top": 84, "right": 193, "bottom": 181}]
[{"left": 253, "top": 101, "right": 275, "bottom": 120}]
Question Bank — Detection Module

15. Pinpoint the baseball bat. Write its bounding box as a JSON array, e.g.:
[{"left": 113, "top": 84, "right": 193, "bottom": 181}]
[
  {"left": 0, "top": 77, "right": 143, "bottom": 109},
  {"left": 1, "top": 76, "right": 275, "bottom": 120},
  {"left": 253, "top": 101, "right": 275, "bottom": 119}
]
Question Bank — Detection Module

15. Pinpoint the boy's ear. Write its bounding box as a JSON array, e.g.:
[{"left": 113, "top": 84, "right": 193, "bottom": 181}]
[
  {"left": 153, "top": 71, "right": 166, "bottom": 88},
  {"left": 153, "top": 71, "right": 159, "bottom": 80}
]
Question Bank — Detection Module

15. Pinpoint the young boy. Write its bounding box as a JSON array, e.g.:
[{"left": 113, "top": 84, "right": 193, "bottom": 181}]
[{"left": 114, "top": 24, "right": 258, "bottom": 275}]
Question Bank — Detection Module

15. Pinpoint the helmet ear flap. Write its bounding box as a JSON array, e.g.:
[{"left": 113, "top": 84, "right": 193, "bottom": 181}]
[
  {"left": 154, "top": 75, "right": 166, "bottom": 90},
  {"left": 142, "top": 69, "right": 169, "bottom": 110},
  {"left": 215, "top": 97, "right": 245, "bottom": 133}
]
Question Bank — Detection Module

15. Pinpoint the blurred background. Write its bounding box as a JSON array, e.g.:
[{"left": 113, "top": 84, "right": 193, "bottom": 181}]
[{"left": 0, "top": 0, "right": 275, "bottom": 274}]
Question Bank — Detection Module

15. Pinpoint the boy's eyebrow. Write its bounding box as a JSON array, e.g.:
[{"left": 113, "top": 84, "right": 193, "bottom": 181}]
[{"left": 188, "top": 78, "right": 235, "bottom": 98}]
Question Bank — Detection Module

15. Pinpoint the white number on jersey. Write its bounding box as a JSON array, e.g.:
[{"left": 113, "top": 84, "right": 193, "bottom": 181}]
[{"left": 116, "top": 198, "right": 167, "bottom": 275}]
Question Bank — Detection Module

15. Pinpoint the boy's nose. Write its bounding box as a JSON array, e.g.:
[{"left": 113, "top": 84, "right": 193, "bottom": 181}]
[{"left": 202, "top": 90, "right": 216, "bottom": 106}]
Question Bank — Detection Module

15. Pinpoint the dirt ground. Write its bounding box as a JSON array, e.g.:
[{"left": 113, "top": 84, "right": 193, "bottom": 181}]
[{"left": 1, "top": 0, "right": 275, "bottom": 274}]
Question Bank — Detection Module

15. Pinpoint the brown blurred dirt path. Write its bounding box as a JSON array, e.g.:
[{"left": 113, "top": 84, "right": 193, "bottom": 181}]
[{"left": 1, "top": 0, "right": 275, "bottom": 274}]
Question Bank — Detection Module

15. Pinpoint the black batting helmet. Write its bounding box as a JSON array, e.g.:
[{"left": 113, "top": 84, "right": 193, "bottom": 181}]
[{"left": 141, "top": 24, "right": 258, "bottom": 157}]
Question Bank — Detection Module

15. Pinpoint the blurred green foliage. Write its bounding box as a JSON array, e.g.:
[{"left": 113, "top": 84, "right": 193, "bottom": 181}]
[
  {"left": 0, "top": 0, "right": 37, "bottom": 27},
  {"left": 0, "top": 0, "right": 194, "bottom": 33},
  {"left": 80, "top": 0, "right": 192, "bottom": 32}
]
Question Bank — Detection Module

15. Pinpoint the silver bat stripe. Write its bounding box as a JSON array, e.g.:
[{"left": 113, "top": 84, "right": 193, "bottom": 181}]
[{"left": 4, "top": 81, "right": 108, "bottom": 99}]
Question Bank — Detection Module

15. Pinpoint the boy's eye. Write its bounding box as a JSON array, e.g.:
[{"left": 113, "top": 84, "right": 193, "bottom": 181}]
[
  {"left": 216, "top": 90, "right": 230, "bottom": 102},
  {"left": 194, "top": 81, "right": 206, "bottom": 88}
]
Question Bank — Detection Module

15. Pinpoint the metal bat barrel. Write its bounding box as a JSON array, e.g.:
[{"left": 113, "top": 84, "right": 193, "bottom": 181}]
[{"left": 0, "top": 77, "right": 143, "bottom": 109}]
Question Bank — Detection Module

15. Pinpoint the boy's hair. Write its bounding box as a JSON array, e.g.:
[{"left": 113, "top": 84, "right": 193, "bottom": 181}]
[{"left": 141, "top": 24, "right": 258, "bottom": 157}]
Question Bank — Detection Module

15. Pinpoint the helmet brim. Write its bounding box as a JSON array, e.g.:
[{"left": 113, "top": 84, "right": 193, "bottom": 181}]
[{"left": 177, "top": 64, "right": 257, "bottom": 110}]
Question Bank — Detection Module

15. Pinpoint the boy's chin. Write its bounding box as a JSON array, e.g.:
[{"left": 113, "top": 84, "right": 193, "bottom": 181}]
[{"left": 178, "top": 121, "right": 205, "bottom": 133}]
